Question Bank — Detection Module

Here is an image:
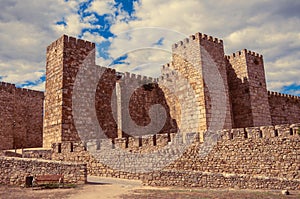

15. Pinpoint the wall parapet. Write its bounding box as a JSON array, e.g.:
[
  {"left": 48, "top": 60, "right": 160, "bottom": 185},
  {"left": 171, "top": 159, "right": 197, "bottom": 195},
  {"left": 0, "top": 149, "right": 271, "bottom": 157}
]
[
  {"left": 226, "top": 49, "right": 263, "bottom": 60},
  {"left": 268, "top": 90, "right": 300, "bottom": 100},
  {"left": 47, "top": 35, "right": 95, "bottom": 52},
  {"left": 218, "top": 123, "right": 300, "bottom": 141},
  {"left": 172, "top": 32, "right": 223, "bottom": 49}
]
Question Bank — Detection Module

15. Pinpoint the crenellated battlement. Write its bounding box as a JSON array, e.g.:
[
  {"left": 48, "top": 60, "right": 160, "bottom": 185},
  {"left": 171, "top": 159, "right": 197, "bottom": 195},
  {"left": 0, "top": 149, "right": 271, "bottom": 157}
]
[
  {"left": 122, "top": 71, "right": 157, "bottom": 83},
  {"left": 0, "top": 81, "right": 15, "bottom": 89},
  {"left": 159, "top": 62, "right": 179, "bottom": 81},
  {"left": 47, "top": 34, "right": 95, "bottom": 52},
  {"left": 17, "top": 87, "right": 44, "bottom": 97},
  {"left": 226, "top": 49, "right": 263, "bottom": 60},
  {"left": 218, "top": 123, "right": 300, "bottom": 141},
  {"left": 268, "top": 90, "right": 300, "bottom": 100},
  {"left": 64, "top": 35, "right": 95, "bottom": 49},
  {"left": 162, "top": 62, "right": 174, "bottom": 70},
  {"left": 0, "top": 81, "right": 43, "bottom": 97},
  {"left": 172, "top": 32, "right": 223, "bottom": 49}
]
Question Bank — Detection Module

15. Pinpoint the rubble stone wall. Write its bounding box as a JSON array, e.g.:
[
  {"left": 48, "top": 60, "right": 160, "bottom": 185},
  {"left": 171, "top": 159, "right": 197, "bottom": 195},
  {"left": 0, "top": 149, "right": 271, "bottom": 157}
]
[
  {"left": 145, "top": 124, "right": 300, "bottom": 189},
  {"left": 51, "top": 124, "right": 300, "bottom": 189},
  {"left": 0, "top": 156, "right": 87, "bottom": 185}
]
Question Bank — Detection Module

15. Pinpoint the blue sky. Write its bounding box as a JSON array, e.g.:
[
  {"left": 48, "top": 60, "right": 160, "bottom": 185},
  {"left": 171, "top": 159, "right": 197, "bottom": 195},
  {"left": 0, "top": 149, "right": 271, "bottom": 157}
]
[{"left": 0, "top": 0, "right": 299, "bottom": 96}]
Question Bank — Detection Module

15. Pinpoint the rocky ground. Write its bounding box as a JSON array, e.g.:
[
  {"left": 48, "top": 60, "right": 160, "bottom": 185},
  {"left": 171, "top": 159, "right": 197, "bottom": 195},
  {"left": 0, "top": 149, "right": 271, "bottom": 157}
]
[{"left": 1, "top": 176, "right": 299, "bottom": 199}]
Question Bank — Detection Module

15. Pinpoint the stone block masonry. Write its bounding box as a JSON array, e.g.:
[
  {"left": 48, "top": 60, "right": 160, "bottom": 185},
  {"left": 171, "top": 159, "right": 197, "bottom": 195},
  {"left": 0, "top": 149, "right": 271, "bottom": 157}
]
[
  {"left": 43, "top": 35, "right": 178, "bottom": 148},
  {"left": 43, "top": 35, "right": 96, "bottom": 148},
  {"left": 0, "top": 156, "right": 87, "bottom": 185},
  {"left": 0, "top": 82, "right": 44, "bottom": 150},
  {"left": 42, "top": 32, "right": 300, "bottom": 149},
  {"left": 226, "top": 49, "right": 272, "bottom": 128},
  {"left": 168, "top": 33, "right": 233, "bottom": 139}
]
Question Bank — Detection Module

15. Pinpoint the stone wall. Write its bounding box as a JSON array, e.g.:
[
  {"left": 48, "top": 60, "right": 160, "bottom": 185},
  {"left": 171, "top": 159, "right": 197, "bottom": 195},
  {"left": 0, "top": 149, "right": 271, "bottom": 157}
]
[
  {"left": 142, "top": 170, "right": 300, "bottom": 190},
  {"left": 268, "top": 91, "right": 300, "bottom": 125},
  {"left": 43, "top": 35, "right": 96, "bottom": 148},
  {"left": 165, "top": 124, "right": 300, "bottom": 178},
  {"left": 119, "top": 72, "right": 177, "bottom": 138},
  {"left": 43, "top": 35, "right": 177, "bottom": 148},
  {"left": 144, "top": 124, "right": 300, "bottom": 189},
  {"left": 51, "top": 132, "right": 177, "bottom": 178},
  {"left": 0, "top": 156, "right": 87, "bottom": 185},
  {"left": 0, "top": 81, "right": 44, "bottom": 150},
  {"left": 226, "top": 50, "right": 272, "bottom": 128},
  {"left": 51, "top": 123, "right": 300, "bottom": 190}
]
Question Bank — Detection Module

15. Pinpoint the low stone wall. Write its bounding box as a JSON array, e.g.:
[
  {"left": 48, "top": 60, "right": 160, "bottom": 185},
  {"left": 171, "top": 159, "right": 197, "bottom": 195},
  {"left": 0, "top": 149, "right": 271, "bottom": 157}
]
[
  {"left": 143, "top": 170, "right": 300, "bottom": 190},
  {"left": 165, "top": 124, "right": 300, "bottom": 180},
  {"left": 50, "top": 123, "right": 300, "bottom": 190},
  {"left": 0, "top": 156, "right": 87, "bottom": 185}
]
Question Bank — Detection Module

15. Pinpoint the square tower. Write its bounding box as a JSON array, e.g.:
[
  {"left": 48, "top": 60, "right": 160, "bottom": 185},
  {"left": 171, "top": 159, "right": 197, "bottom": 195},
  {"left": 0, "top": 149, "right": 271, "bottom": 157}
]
[
  {"left": 163, "top": 33, "right": 233, "bottom": 139},
  {"left": 226, "top": 50, "right": 272, "bottom": 128},
  {"left": 43, "top": 35, "right": 95, "bottom": 148}
]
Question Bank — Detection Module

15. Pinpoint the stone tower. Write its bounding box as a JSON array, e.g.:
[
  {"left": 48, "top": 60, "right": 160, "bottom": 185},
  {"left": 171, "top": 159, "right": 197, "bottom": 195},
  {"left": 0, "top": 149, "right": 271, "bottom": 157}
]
[
  {"left": 43, "top": 35, "right": 95, "bottom": 148},
  {"left": 226, "top": 50, "right": 272, "bottom": 128},
  {"left": 160, "top": 33, "right": 233, "bottom": 140}
]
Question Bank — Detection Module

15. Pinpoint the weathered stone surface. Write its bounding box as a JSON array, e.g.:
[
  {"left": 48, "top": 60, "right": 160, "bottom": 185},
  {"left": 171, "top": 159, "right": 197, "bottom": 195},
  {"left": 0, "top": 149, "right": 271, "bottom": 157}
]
[
  {"left": 0, "top": 82, "right": 44, "bottom": 150},
  {"left": 0, "top": 156, "right": 87, "bottom": 185},
  {"left": 1, "top": 32, "right": 300, "bottom": 190}
]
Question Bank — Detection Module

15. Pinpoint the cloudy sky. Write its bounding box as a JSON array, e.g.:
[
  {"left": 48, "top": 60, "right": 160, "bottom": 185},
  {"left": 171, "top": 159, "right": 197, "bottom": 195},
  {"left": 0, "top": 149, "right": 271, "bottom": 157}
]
[{"left": 0, "top": 0, "right": 299, "bottom": 95}]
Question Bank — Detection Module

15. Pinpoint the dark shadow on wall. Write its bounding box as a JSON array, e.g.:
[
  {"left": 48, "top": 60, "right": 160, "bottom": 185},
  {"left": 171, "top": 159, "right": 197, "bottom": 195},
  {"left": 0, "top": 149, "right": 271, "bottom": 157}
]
[
  {"left": 95, "top": 69, "right": 178, "bottom": 139},
  {"left": 226, "top": 61, "right": 253, "bottom": 128}
]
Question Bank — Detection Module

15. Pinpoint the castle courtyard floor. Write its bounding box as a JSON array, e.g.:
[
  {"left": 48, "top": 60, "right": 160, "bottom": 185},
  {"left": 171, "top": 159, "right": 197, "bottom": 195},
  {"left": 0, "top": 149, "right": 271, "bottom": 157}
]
[{"left": 1, "top": 176, "right": 300, "bottom": 199}]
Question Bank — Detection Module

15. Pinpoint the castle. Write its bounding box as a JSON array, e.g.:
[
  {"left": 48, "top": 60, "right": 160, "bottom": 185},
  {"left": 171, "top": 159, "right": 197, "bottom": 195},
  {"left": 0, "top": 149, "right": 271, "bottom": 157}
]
[{"left": 0, "top": 32, "right": 299, "bottom": 189}]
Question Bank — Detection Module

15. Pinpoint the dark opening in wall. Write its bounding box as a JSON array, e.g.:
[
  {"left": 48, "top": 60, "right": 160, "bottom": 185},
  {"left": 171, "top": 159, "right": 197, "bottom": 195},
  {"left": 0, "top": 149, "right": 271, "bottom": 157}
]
[
  {"left": 57, "top": 143, "right": 62, "bottom": 153},
  {"left": 143, "top": 83, "right": 155, "bottom": 91},
  {"left": 274, "top": 129, "right": 279, "bottom": 137},
  {"left": 229, "top": 133, "right": 233, "bottom": 140},
  {"left": 289, "top": 128, "right": 294, "bottom": 136},
  {"left": 70, "top": 142, "right": 74, "bottom": 152},
  {"left": 244, "top": 130, "right": 248, "bottom": 138},
  {"left": 258, "top": 130, "right": 263, "bottom": 138},
  {"left": 167, "top": 133, "right": 171, "bottom": 142},
  {"left": 153, "top": 134, "right": 157, "bottom": 146},
  {"left": 254, "top": 59, "right": 259, "bottom": 65},
  {"left": 96, "top": 140, "right": 100, "bottom": 150},
  {"left": 39, "top": 154, "right": 42, "bottom": 158},
  {"left": 112, "top": 139, "right": 115, "bottom": 149},
  {"left": 125, "top": 137, "right": 128, "bottom": 148},
  {"left": 25, "top": 176, "right": 33, "bottom": 187},
  {"left": 139, "top": 137, "right": 142, "bottom": 147}
]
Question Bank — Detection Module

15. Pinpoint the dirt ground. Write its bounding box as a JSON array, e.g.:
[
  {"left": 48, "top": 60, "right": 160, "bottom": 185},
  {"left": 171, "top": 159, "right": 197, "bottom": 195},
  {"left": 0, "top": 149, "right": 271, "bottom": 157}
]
[{"left": 1, "top": 176, "right": 300, "bottom": 199}]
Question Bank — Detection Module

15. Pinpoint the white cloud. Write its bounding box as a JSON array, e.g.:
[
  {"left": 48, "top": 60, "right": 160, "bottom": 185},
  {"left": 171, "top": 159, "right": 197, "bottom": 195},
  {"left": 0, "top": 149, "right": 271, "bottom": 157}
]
[
  {"left": 86, "top": 0, "right": 115, "bottom": 15},
  {"left": 0, "top": 0, "right": 299, "bottom": 95},
  {"left": 107, "top": 0, "right": 300, "bottom": 93}
]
